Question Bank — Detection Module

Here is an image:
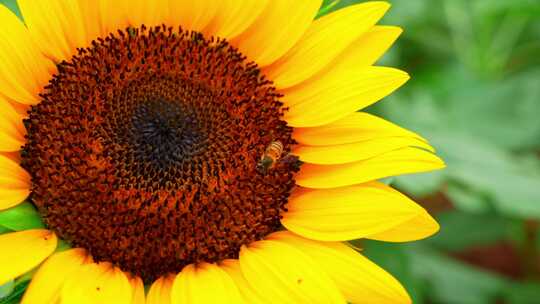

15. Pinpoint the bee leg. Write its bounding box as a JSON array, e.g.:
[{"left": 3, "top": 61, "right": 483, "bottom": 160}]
[
  {"left": 279, "top": 154, "right": 303, "bottom": 172},
  {"left": 256, "top": 163, "right": 268, "bottom": 175}
]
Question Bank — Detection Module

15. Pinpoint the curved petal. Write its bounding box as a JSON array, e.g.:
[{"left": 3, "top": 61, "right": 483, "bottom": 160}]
[
  {"left": 264, "top": 2, "right": 390, "bottom": 89},
  {"left": 231, "top": 0, "right": 322, "bottom": 67},
  {"left": 171, "top": 263, "right": 244, "bottom": 304},
  {"left": 281, "top": 181, "right": 436, "bottom": 241},
  {"left": 334, "top": 25, "right": 403, "bottom": 68},
  {"left": 289, "top": 24, "right": 404, "bottom": 94},
  {"left": 21, "top": 248, "right": 88, "bottom": 304},
  {"left": 0, "top": 154, "right": 30, "bottom": 183},
  {"left": 367, "top": 211, "right": 440, "bottom": 242},
  {"left": 293, "top": 112, "right": 427, "bottom": 146},
  {"left": 204, "top": 0, "right": 268, "bottom": 40},
  {"left": 60, "top": 262, "right": 133, "bottom": 304},
  {"left": 282, "top": 67, "right": 409, "bottom": 127},
  {"left": 270, "top": 231, "right": 411, "bottom": 304},
  {"left": 0, "top": 96, "right": 26, "bottom": 152},
  {"left": 128, "top": 275, "right": 146, "bottom": 304},
  {"left": 295, "top": 147, "right": 445, "bottom": 189},
  {"left": 294, "top": 137, "right": 434, "bottom": 165},
  {"left": 147, "top": 275, "right": 174, "bottom": 304},
  {"left": 0, "top": 189, "right": 29, "bottom": 210},
  {"left": 0, "top": 229, "right": 57, "bottom": 285},
  {"left": 220, "top": 259, "right": 267, "bottom": 304},
  {"left": 0, "top": 154, "right": 31, "bottom": 210},
  {"left": 239, "top": 240, "right": 345, "bottom": 303},
  {"left": 0, "top": 5, "right": 54, "bottom": 105},
  {"left": 166, "top": 0, "right": 218, "bottom": 33},
  {"left": 18, "top": 0, "right": 91, "bottom": 62}
]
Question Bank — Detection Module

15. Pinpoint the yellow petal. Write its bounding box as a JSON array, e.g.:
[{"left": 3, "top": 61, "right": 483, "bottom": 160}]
[
  {"left": 60, "top": 262, "right": 132, "bottom": 304},
  {"left": 6, "top": 100, "right": 30, "bottom": 116},
  {"left": 282, "top": 67, "right": 409, "bottom": 127},
  {"left": 128, "top": 275, "right": 146, "bottom": 304},
  {"left": 231, "top": 0, "right": 322, "bottom": 67},
  {"left": 293, "top": 112, "right": 427, "bottom": 146},
  {"left": 147, "top": 275, "right": 174, "bottom": 304},
  {"left": 0, "top": 154, "right": 31, "bottom": 210},
  {"left": 126, "top": 0, "right": 168, "bottom": 29},
  {"left": 220, "top": 259, "right": 267, "bottom": 304},
  {"left": 0, "top": 96, "right": 26, "bottom": 152},
  {"left": 281, "top": 181, "right": 434, "bottom": 241},
  {"left": 269, "top": 231, "right": 411, "bottom": 304},
  {"left": 0, "top": 229, "right": 57, "bottom": 285},
  {"left": 0, "top": 153, "right": 30, "bottom": 185},
  {"left": 335, "top": 25, "right": 403, "bottom": 68},
  {"left": 21, "top": 249, "right": 88, "bottom": 304},
  {"left": 295, "top": 147, "right": 445, "bottom": 189},
  {"left": 239, "top": 240, "right": 345, "bottom": 303},
  {"left": 0, "top": 152, "right": 21, "bottom": 163},
  {"left": 166, "top": 0, "right": 218, "bottom": 33},
  {"left": 0, "top": 135, "right": 24, "bottom": 153},
  {"left": 18, "top": 0, "right": 89, "bottom": 62},
  {"left": 78, "top": 0, "right": 104, "bottom": 43},
  {"left": 0, "top": 5, "right": 54, "bottom": 105},
  {"left": 264, "top": 2, "right": 390, "bottom": 89},
  {"left": 294, "top": 137, "right": 434, "bottom": 165},
  {"left": 204, "top": 0, "right": 268, "bottom": 40},
  {"left": 97, "top": 0, "right": 129, "bottom": 34},
  {"left": 367, "top": 211, "right": 440, "bottom": 242},
  {"left": 171, "top": 263, "right": 244, "bottom": 304},
  {"left": 0, "top": 189, "right": 30, "bottom": 210},
  {"left": 98, "top": 0, "right": 169, "bottom": 34}
]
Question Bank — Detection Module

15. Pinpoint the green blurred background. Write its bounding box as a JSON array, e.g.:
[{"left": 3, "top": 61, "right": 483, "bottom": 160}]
[
  {"left": 1, "top": 0, "right": 539, "bottom": 303},
  {"left": 322, "top": 0, "right": 540, "bottom": 303}
]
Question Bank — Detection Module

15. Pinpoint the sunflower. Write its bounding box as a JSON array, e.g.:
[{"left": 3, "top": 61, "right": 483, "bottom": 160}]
[{"left": 0, "top": 0, "right": 445, "bottom": 303}]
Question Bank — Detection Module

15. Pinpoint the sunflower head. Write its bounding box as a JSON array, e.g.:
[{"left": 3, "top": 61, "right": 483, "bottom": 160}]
[{"left": 0, "top": 1, "right": 444, "bottom": 303}]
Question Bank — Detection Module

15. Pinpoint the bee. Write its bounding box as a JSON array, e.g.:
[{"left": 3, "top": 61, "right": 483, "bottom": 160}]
[
  {"left": 256, "top": 141, "right": 303, "bottom": 174},
  {"left": 256, "top": 141, "right": 284, "bottom": 174}
]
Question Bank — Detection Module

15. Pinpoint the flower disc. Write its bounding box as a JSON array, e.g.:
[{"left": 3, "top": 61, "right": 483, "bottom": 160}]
[{"left": 21, "top": 26, "right": 299, "bottom": 281}]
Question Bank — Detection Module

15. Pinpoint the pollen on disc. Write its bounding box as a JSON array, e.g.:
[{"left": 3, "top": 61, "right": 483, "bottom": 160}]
[{"left": 21, "top": 25, "right": 300, "bottom": 282}]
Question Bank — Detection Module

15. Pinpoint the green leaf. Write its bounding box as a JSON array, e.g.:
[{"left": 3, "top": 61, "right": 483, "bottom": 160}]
[
  {"left": 436, "top": 135, "right": 540, "bottom": 219},
  {"left": 361, "top": 241, "right": 426, "bottom": 304},
  {"left": 443, "top": 69, "right": 540, "bottom": 150},
  {"left": 0, "top": 280, "right": 29, "bottom": 304},
  {"left": 394, "top": 170, "right": 446, "bottom": 197},
  {"left": 316, "top": 0, "right": 368, "bottom": 18},
  {"left": 473, "top": 0, "right": 540, "bottom": 16},
  {"left": 55, "top": 239, "right": 72, "bottom": 253},
  {"left": 0, "top": 269, "right": 35, "bottom": 304},
  {"left": 376, "top": 88, "right": 540, "bottom": 218},
  {"left": 316, "top": 0, "right": 341, "bottom": 18},
  {"left": 427, "top": 210, "right": 509, "bottom": 251},
  {"left": 503, "top": 281, "right": 540, "bottom": 304},
  {"left": 0, "top": 202, "right": 45, "bottom": 231},
  {"left": 379, "top": 177, "right": 395, "bottom": 186},
  {"left": 446, "top": 182, "right": 491, "bottom": 213},
  {"left": 0, "top": 226, "right": 12, "bottom": 235},
  {"left": 407, "top": 246, "right": 507, "bottom": 304},
  {"left": 0, "top": 281, "right": 14, "bottom": 300},
  {"left": 0, "top": 0, "right": 22, "bottom": 20}
]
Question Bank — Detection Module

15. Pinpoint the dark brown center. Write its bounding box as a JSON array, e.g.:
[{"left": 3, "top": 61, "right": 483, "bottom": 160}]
[{"left": 21, "top": 25, "right": 299, "bottom": 282}]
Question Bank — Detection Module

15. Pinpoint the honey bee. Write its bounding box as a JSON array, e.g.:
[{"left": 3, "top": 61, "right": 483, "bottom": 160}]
[
  {"left": 256, "top": 141, "right": 284, "bottom": 174},
  {"left": 256, "top": 141, "right": 303, "bottom": 174}
]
